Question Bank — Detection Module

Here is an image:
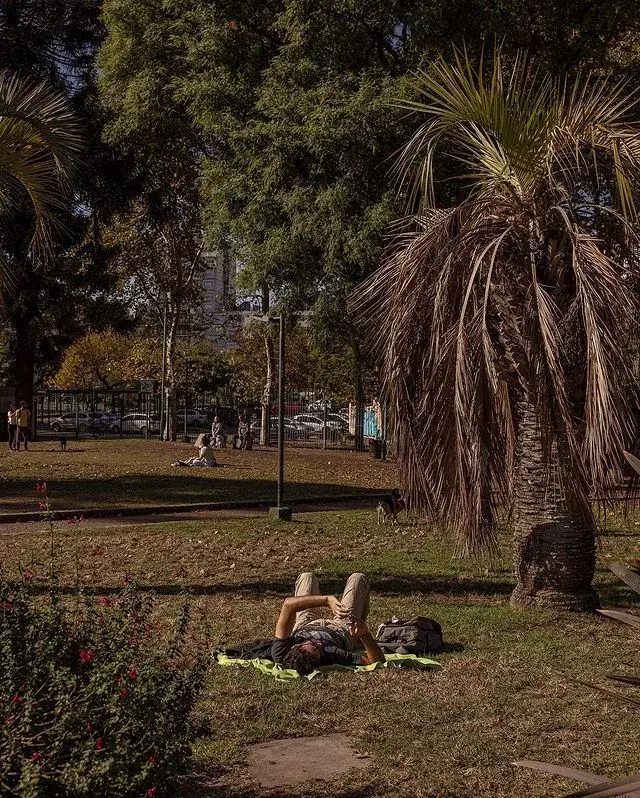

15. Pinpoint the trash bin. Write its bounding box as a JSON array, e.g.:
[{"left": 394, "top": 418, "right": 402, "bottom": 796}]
[{"left": 369, "top": 438, "right": 382, "bottom": 459}]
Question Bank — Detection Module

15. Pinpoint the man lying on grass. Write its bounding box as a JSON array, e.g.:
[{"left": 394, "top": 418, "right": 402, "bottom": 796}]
[{"left": 272, "top": 572, "right": 385, "bottom": 675}]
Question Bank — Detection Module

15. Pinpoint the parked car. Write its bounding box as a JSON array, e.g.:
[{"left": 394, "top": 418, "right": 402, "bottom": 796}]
[
  {"left": 176, "top": 408, "right": 208, "bottom": 427},
  {"left": 252, "top": 417, "right": 305, "bottom": 441},
  {"left": 327, "top": 413, "right": 349, "bottom": 429},
  {"left": 307, "top": 399, "right": 337, "bottom": 413},
  {"left": 87, "top": 411, "right": 121, "bottom": 432},
  {"left": 121, "top": 413, "right": 160, "bottom": 434},
  {"left": 50, "top": 412, "right": 104, "bottom": 433},
  {"left": 293, "top": 413, "right": 342, "bottom": 432}
]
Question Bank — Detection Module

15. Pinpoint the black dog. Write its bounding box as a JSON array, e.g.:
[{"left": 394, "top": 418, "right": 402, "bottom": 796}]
[
  {"left": 377, "top": 489, "right": 406, "bottom": 525},
  {"left": 59, "top": 436, "right": 67, "bottom": 451}
]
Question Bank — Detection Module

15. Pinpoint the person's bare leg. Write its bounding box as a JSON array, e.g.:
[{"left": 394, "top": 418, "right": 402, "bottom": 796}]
[{"left": 293, "top": 572, "right": 323, "bottom": 631}]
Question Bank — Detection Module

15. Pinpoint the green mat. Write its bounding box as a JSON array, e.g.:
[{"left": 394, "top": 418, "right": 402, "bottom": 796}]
[{"left": 213, "top": 652, "right": 442, "bottom": 681}]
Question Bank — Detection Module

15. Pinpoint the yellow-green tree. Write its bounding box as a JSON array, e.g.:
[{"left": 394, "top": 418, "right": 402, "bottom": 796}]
[{"left": 55, "top": 333, "right": 161, "bottom": 389}]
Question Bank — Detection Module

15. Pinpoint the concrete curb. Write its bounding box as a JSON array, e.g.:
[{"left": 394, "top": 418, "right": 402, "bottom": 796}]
[{"left": 0, "top": 493, "right": 388, "bottom": 525}]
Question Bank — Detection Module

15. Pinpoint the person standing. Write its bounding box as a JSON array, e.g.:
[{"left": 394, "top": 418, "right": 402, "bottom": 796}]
[
  {"left": 235, "top": 414, "right": 251, "bottom": 450},
  {"left": 7, "top": 404, "right": 17, "bottom": 450},
  {"left": 211, "top": 416, "right": 225, "bottom": 448},
  {"left": 15, "top": 400, "right": 30, "bottom": 451}
]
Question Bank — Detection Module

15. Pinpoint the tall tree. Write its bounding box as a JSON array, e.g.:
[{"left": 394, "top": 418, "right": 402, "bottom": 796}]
[
  {"left": 354, "top": 51, "right": 640, "bottom": 610},
  {"left": 99, "top": 0, "right": 208, "bottom": 439}
]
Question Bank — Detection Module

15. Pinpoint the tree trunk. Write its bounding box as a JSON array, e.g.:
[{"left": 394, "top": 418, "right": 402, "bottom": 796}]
[
  {"left": 348, "top": 325, "right": 365, "bottom": 451},
  {"left": 511, "top": 402, "right": 599, "bottom": 611},
  {"left": 13, "top": 312, "right": 35, "bottom": 410},
  {"left": 260, "top": 328, "right": 275, "bottom": 446},
  {"left": 164, "top": 306, "right": 179, "bottom": 442}
]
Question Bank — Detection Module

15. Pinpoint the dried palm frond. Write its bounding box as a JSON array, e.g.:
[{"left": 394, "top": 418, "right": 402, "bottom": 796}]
[
  {"left": 352, "top": 49, "right": 640, "bottom": 554},
  {"left": 605, "top": 563, "right": 640, "bottom": 598},
  {"left": 563, "top": 773, "right": 640, "bottom": 798}
]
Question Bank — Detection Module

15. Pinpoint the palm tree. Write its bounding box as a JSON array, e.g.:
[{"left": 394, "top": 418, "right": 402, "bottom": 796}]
[
  {"left": 353, "top": 51, "right": 640, "bottom": 611},
  {"left": 0, "top": 70, "right": 82, "bottom": 297},
  {"left": 0, "top": 71, "right": 82, "bottom": 411}
]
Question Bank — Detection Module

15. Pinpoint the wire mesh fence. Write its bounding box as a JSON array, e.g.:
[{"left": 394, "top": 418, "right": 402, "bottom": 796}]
[{"left": 32, "top": 389, "right": 388, "bottom": 455}]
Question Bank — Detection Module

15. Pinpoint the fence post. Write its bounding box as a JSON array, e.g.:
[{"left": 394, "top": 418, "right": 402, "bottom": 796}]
[{"left": 74, "top": 393, "right": 79, "bottom": 440}]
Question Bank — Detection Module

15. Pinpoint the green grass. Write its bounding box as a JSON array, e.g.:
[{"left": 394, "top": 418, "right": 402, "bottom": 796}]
[
  {"left": 1, "top": 507, "right": 640, "bottom": 796},
  {"left": 0, "top": 439, "right": 396, "bottom": 513}
]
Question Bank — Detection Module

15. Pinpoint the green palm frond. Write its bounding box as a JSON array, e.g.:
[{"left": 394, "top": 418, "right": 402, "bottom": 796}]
[
  {"left": 0, "top": 71, "right": 83, "bottom": 302},
  {"left": 353, "top": 49, "right": 640, "bottom": 553}
]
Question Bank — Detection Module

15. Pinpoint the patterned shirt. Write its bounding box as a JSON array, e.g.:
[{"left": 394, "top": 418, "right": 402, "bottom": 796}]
[{"left": 271, "top": 625, "right": 365, "bottom": 667}]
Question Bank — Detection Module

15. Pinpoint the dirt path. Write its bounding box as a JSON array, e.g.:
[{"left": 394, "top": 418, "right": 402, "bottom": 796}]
[{"left": 0, "top": 497, "right": 377, "bottom": 535}]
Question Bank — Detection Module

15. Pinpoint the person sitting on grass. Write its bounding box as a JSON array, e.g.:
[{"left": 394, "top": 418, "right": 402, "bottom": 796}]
[
  {"left": 171, "top": 434, "right": 216, "bottom": 468},
  {"left": 271, "top": 572, "right": 385, "bottom": 676}
]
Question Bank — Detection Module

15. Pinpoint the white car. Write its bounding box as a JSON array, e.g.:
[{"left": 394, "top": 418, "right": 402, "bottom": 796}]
[
  {"left": 50, "top": 412, "right": 104, "bottom": 433},
  {"left": 293, "top": 414, "right": 342, "bottom": 432},
  {"left": 121, "top": 413, "right": 160, "bottom": 434}
]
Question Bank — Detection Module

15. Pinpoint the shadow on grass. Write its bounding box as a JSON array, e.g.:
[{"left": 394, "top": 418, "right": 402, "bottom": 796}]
[
  {"left": 28, "top": 574, "right": 516, "bottom": 598},
  {"left": 191, "top": 780, "right": 388, "bottom": 798},
  {"left": 0, "top": 474, "right": 385, "bottom": 512}
]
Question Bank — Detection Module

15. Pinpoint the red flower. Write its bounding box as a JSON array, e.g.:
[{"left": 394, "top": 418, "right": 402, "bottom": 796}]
[
  {"left": 66, "top": 517, "right": 75, "bottom": 525},
  {"left": 95, "top": 737, "right": 104, "bottom": 751},
  {"left": 146, "top": 788, "right": 156, "bottom": 797},
  {"left": 120, "top": 688, "right": 128, "bottom": 698},
  {"left": 23, "top": 570, "right": 32, "bottom": 579},
  {"left": 32, "top": 752, "right": 39, "bottom": 762},
  {"left": 86, "top": 722, "right": 91, "bottom": 732},
  {"left": 38, "top": 502, "right": 46, "bottom": 509},
  {"left": 36, "top": 482, "right": 47, "bottom": 493},
  {"left": 4, "top": 716, "right": 15, "bottom": 725},
  {"left": 11, "top": 694, "right": 22, "bottom": 703},
  {"left": 128, "top": 669, "right": 137, "bottom": 680},
  {"left": 98, "top": 596, "right": 111, "bottom": 607},
  {"left": 79, "top": 649, "right": 94, "bottom": 663},
  {"left": 0, "top": 602, "right": 13, "bottom": 610},
  {"left": 149, "top": 755, "right": 156, "bottom": 765},
  {"left": 79, "top": 514, "right": 85, "bottom": 522}
]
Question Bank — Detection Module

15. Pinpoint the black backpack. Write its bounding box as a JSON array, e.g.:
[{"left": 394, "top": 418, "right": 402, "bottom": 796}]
[{"left": 375, "top": 616, "right": 443, "bottom": 654}]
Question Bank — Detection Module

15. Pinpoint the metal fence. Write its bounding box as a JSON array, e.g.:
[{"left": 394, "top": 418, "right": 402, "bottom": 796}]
[{"left": 33, "top": 389, "right": 387, "bottom": 453}]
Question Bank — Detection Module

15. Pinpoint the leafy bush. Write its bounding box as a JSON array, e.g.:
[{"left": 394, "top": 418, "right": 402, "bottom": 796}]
[{"left": 0, "top": 577, "right": 205, "bottom": 797}]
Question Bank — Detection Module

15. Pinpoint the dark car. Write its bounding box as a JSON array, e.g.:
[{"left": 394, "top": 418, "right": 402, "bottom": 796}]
[{"left": 251, "top": 417, "right": 305, "bottom": 441}]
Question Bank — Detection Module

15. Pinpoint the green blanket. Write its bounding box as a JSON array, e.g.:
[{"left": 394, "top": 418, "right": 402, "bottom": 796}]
[{"left": 213, "top": 652, "right": 441, "bottom": 681}]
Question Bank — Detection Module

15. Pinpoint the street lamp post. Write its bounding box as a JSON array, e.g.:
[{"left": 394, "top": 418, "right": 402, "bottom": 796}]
[{"left": 269, "top": 313, "right": 291, "bottom": 521}]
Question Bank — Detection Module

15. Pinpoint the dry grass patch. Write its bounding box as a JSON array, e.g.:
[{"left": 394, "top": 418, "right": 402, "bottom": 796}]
[
  {"left": 1, "top": 508, "right": 639, "bottom": 796},
  {"left": 0, "top": 440, "right": 396, "bottom": 513}
]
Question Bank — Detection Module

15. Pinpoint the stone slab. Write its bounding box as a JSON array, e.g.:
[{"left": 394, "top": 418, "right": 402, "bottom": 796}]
[{"left": 246, "top": 733, "right": 368, "bottom": 788}]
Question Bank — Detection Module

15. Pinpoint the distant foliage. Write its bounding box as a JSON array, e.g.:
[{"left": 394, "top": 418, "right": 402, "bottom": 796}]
[
  {"left": 0, "top": 579, "right": 204, "bottom": 797},
  {"left": 54, "top": 332, "right": 161, "bottom": 389}
]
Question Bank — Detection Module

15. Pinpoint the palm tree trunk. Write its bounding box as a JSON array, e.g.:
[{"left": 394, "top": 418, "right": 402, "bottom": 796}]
[{"left": 511, "top": 402, "right": 599, "bottom": 611}]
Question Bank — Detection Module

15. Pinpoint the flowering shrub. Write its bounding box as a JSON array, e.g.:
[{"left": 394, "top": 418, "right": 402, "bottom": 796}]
[{"left": 0, "top": 484, "right": 205, "bottom": 797}]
